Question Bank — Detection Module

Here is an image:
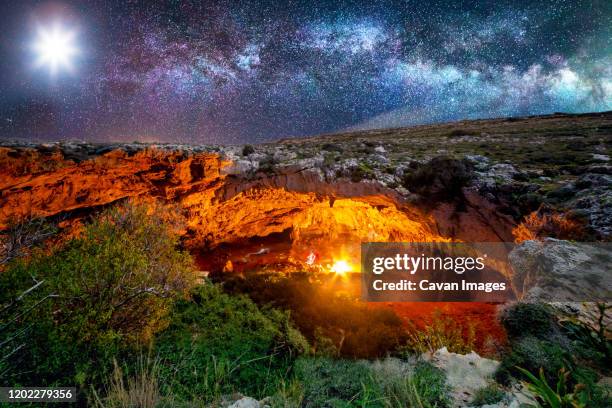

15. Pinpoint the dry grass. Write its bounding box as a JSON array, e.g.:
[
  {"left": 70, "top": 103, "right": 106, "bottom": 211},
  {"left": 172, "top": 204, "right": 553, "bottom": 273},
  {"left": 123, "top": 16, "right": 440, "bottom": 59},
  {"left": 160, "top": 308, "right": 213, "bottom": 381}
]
[
  {"left": 404, "top": 310, "right": 476, "bottom": 354},
  {"left": 92, "top": 358, "right": 161, "bottom": 408},
  {"left": 513, "top": 210, "right": 588, "bottom": 242}
]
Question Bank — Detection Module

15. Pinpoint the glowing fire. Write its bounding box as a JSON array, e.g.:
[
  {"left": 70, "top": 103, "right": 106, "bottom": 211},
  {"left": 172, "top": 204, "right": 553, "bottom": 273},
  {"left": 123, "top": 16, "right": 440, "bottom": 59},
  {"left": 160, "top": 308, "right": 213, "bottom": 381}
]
[{"left": 330, "top": 259, "right": 352, "bottom": 275}]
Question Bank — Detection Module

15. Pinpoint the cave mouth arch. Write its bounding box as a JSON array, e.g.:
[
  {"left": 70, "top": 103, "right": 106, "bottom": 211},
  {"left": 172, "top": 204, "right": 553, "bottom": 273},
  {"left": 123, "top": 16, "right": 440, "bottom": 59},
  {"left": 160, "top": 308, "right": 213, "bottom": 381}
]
[{"left": 184, "top": 186, "right": 451, "bottom": 275}]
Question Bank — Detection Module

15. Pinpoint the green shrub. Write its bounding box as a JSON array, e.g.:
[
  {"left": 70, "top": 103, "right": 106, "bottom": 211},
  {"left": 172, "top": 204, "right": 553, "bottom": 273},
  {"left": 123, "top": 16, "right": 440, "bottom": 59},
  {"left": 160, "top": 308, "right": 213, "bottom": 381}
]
[
  {"left": 258, "top": 154, "right": 277, "bottom": 173},
  {"left": 294, "top": 358, "right": 450, "bottom": 408},
  {"left": 500, "top": 302, "right": 555, "bottom": 340},
  {"left": 154, "top": 284, "right": 308, "bottom": 402},
  {"left": 560, "top": 303, "right": 611, "bottom": 368},
  {"left": 471, "top": 384, "right": 505, "bottom": 406},
  {"left": 294, "top": 357, "right": 381, "bottom": 407},
  {"left": 496, "top": 336, "right": 567, "bottom": 385},
  {"left": 516, "top": 366, "right": 591, "bottom": 408},
  {"left": 222, "top": 272, "right": 405, "bottom": 358},
  {"left": 401, "top": 156, "right": 473, "bottom": 201},
  {"left": 0, "top": 201, "right": 196, "bottom": 387},
  {"left": 415, "top": 362, "right": 451, "bottom": 407},
  {"left": 350, "top": 163, "right": 374, "bottom": 182},
  {"left": 242, "top": 144, "right": 255, "bottom": 156},
  {"left": 322, "top": 143, "right": 344, "bottom": 153}
]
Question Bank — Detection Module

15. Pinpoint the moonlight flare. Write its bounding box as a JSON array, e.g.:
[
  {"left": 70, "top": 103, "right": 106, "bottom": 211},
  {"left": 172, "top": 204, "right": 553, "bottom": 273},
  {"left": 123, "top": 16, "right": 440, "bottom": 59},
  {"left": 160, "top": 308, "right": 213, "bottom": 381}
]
[{"left": 32, "top": 23, "right": 78, "bottom": 75}]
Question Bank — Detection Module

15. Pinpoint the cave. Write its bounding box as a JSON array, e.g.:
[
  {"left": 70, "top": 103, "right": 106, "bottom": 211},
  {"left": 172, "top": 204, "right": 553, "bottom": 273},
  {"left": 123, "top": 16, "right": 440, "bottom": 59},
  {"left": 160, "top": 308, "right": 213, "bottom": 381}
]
[{"left": 0, "top": 148, "right": 514, "bottom": 347}]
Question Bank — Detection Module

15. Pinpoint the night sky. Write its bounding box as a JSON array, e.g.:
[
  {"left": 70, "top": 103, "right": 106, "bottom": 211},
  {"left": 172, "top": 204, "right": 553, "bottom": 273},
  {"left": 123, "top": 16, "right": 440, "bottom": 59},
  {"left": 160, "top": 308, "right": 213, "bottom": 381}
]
[{"left": 0, "top": 0, "right": 610, "bottom": 144}]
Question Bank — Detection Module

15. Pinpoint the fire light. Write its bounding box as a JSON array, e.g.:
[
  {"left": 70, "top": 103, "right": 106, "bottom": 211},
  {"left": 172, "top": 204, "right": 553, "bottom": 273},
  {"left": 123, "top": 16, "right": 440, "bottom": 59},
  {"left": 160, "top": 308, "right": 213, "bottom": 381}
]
[{"left": 330, "top": 259, "right": 352, "bottom": 275}]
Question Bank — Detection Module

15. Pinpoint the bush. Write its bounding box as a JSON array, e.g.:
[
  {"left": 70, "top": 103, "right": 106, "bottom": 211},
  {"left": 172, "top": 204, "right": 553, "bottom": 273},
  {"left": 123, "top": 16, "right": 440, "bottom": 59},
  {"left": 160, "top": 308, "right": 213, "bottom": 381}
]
[
  {"left": 321, "top": 143, "right": 344, "bottom": 153},
  {"left": 0, "top": 216, "right": 57, "bottom": 266},
  {"left": 402, "top": 156, "right": 473, "bottom": 201},
  {"left": 222, "top": 272, "right": 405, "bottom": 358},
  {"left": 295, "top": 357, "right": 380, "bottom": 407},
  {"left": 292, "top": 357, "right": 450, "bottom": 408},
  {"left": 471, "top": 384, "right": 505, "bottom": 406},
  {"left": 0, "top": 201, "right": 196, "bottom": 387},
  {"left": 500, "top": 302, "right": 554, "bottom": 340},
  {"left": 512, "top": 209, "right": 590, "bottom": 242},
  {"left": 560, "top": 303, "right": 612, "bottom": 368},
  {"left": 404, "top": 310, "right": 476, "bottom": 354},
  {"left": 496, "top": 336, "right": 568, "bottom": 385},
  {"left": 258, "top": 154, "right": 277, "bottom": 174},
  {"left": 154, "top": 284, "right": 308, "bottom": 402},
  {"left": 242, "top": 144, "right": 255, "bottom": 156},
  {"left": 409, "top": 361, "right": 451, "bottom": 407},
  {"left": 349, "top": 163, "right": 374, "bottom": 182}
]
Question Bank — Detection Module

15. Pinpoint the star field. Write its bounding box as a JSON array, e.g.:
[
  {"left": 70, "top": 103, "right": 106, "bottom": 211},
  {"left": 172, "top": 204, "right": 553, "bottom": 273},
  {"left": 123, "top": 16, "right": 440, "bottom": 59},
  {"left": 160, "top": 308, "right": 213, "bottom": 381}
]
[{"left": 0, "top": 0, "right": 610, "bottom": 143}]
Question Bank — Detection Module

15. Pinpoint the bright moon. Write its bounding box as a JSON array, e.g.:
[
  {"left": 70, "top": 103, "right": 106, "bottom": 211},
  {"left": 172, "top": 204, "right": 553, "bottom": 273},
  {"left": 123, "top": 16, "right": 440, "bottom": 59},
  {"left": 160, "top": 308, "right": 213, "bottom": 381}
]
[{"left": 33, "top": 24, "right": 78, "bottom": 74}]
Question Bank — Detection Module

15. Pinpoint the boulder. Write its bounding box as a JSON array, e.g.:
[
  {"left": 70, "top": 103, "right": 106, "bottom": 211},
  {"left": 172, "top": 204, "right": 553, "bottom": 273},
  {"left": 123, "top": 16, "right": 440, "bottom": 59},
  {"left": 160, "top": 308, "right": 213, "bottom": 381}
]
[
  {"left": 228, "top": 396, "right": 261, "bottom": 408},
  {"left": 424, "top": 347, "right": 499, "bottom": 406},
  {"left": 508, "top": 239, "right": 611, "bottom": 302}
]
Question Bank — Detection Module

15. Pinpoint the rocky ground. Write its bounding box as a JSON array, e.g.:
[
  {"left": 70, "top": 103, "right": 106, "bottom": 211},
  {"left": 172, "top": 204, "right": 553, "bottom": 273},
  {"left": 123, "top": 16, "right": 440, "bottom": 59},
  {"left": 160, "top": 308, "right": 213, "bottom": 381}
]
[{"left": 2, "top": 111, "right": 610, "bottom": 240}]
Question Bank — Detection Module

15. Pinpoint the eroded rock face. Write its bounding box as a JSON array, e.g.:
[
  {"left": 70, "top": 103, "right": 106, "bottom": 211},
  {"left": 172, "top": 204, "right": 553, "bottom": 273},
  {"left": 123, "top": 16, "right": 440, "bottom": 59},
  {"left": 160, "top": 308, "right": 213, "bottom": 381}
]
[
  {"left": 508, "top": 238, "right": 611, "bottom": 302},
  {"left": 0, "top": 145, "right": 518, "bottom": 259},
  {"left": 0, "top": 147, "right": 226, "bottom": 227}
]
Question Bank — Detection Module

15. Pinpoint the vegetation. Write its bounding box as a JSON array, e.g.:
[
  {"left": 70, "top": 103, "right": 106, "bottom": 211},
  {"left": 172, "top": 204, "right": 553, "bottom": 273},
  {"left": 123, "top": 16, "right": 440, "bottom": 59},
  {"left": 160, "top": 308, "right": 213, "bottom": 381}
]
[
  {"left": 513, "top": 209, "right": 591, "bottom": 242},
  {"left": 517, "top": 367, "right": 590, "bottom": 408},
  {"left": 499, "top": 302, "right": 554, "bottom": 339},
  {"left": 295, "top": 358, "right": 450, "bottom": 408},
  {"left": 559, "top": 303, "right": 611, "bottom": 368},
  {"left": 0, "top": 201, "right": 196, "bottom": 388},
  {"left": 404, "top": 310, "right": 476, "bottom": 354},
  {"left": 221, "top": 272, "right": 406, "bottom": 358},
  {"left": 401, "top": 156, "right": 473, "bottom": 201},
  {"left": 0, "top": 216, "right": 57, "bottom": 266},
  {"left": 471, "top": 384, "right": 505, "bottom": 406},
  {"left": 1, "top": 202, "right": 609, "bottom": 406},
  {"left": 154, "top": 284, "right": 308, "bottom": 402},
  {"left": 242, "top": 144, "right": 255, "bottom": 156},
  {"left": 496, "top": 303, "right": 611, "bottom": 407}
]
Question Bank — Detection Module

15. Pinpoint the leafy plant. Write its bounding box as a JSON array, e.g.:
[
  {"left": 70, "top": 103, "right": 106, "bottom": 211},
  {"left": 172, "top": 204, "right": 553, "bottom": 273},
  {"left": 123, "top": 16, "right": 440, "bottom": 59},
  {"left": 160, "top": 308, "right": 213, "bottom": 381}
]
[
  {"left": 0, "top": 200, "right": 196, "bottom": 387},
  {"left": 496, "top": 336, "right": 568, "bottom": 385},
  {"left": 154, "top": 284, "right": 308, "bottom": 402},
  {"left": 516, "top": 367, "right": 589, "bottom": 408},
  {"left": 560, "top": 303, "right": 611, "bottom": 367},
  {"left": 500, "top": 302, "right": 554, "bottom": 340},
  {"left": 401, "top": 156, "right": 473, "bottom": 202},
  {"left": 471, "top": 384, "right": 505, "bottom": 406}
]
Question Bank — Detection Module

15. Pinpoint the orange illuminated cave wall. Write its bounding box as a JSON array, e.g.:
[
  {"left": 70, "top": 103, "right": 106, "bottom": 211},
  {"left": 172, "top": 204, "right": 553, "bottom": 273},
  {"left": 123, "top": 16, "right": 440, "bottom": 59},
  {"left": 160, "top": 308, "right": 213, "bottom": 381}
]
[{"left": 1, "top": 147, "right": 513, "bottom": 252}]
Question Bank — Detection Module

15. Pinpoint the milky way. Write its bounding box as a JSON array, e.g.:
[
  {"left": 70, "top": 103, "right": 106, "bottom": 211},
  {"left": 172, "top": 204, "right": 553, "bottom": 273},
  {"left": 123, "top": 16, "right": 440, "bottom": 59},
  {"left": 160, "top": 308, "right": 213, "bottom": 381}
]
[{"left": 0, "top": 0, "right": 610, "bottom": 143}]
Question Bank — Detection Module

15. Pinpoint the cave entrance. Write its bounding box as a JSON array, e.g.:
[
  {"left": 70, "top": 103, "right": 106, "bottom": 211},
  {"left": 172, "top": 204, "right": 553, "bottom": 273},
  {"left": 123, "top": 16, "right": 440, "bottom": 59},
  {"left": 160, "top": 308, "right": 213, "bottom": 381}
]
[
  {"left": 186, "top": 187, "right": 448, "bottom": 275},
  {"left": 185, "top": 186, "right": 508, "bottom": 351}
]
